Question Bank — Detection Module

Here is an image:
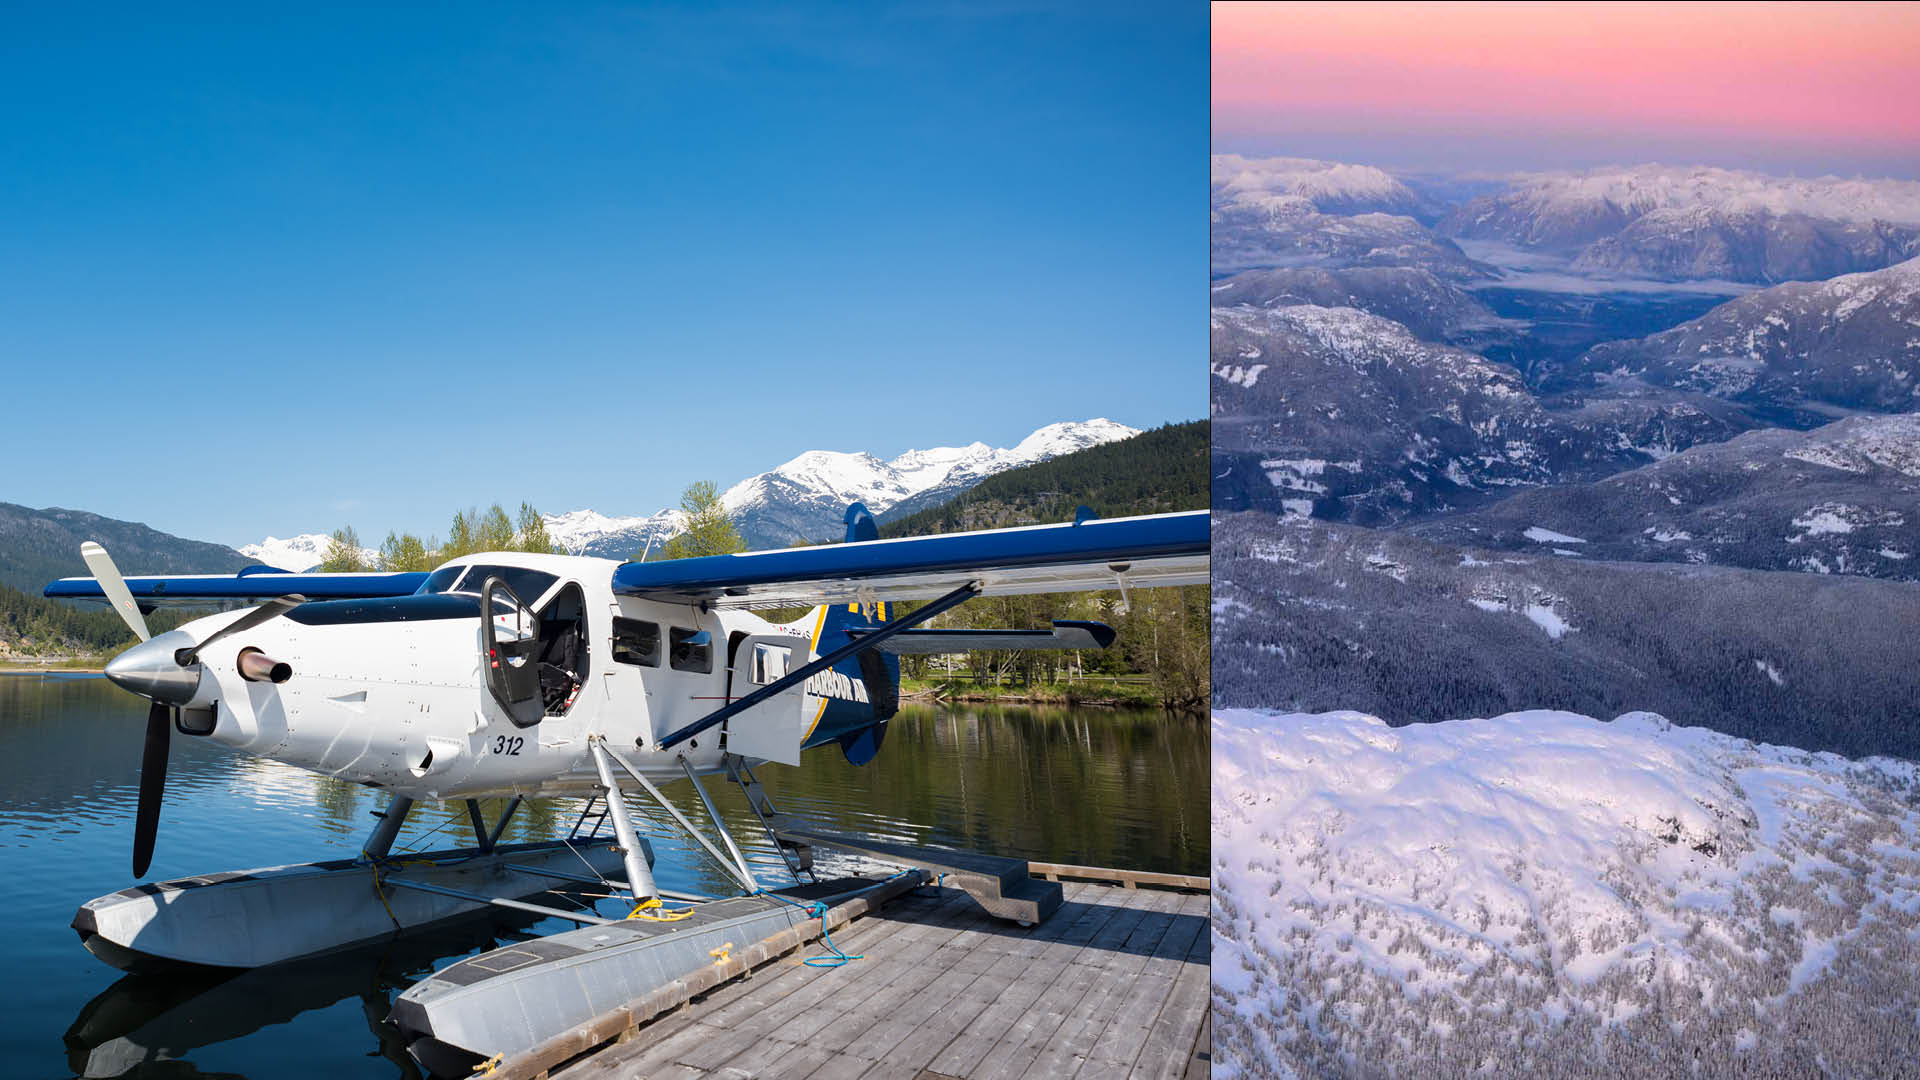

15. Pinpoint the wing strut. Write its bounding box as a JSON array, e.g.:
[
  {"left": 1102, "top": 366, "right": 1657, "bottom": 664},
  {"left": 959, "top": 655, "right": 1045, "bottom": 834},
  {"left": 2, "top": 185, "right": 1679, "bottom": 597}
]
[{"left": 654, "top": 579, "right": 984, "bottom": 752}]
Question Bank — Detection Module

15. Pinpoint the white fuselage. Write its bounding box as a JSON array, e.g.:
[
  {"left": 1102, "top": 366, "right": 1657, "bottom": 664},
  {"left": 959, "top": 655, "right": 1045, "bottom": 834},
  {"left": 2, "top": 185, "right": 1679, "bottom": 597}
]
[{"left": 145, "top": 553, "right": 844, "bottom": 799}]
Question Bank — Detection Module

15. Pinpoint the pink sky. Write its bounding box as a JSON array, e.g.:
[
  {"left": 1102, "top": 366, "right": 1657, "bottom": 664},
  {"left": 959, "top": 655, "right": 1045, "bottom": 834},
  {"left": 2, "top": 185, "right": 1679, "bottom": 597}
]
[{"left": 1215, "top": 2, "right": 1920, "bottom": 168}]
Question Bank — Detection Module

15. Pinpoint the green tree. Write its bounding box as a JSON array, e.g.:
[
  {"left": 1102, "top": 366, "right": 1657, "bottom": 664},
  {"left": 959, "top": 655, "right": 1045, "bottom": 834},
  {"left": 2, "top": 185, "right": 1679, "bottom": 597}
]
[
  {"left": 516, "top": 502, "right": 561, "bottom": 554},
  {"left": 445, "top": 510, "right": 478, "bottom": 560},
  {"left": 476, "top": 504, "right": 515, "bottom": 552},
  {"left": 1122, "top": 583, "right": 1209, "bottom": 710},
  {"left": 658, "top": 481, "right": 746, "bottom": 560},
  {"left": 377, "top": 531, "right": 433, "bottom": 572},
  {"left": 318, "top": 526, "right": 368, "bottom": 572}
]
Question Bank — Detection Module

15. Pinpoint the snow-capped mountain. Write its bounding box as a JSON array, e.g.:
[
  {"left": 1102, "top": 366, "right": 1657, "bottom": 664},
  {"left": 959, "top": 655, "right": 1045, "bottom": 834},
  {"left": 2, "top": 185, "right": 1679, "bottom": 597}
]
[
  {"left": 550, "top": 419, "right": 1139, "bottom": 555},
  {"left": 237, "top": 534, "right": 378, "bottom": 573},
  {"left": 1211, "top": 155, "right": 1488, "bottom": 281},
  {"left": 1407, "top": 413, "right": 1920, "bottom": 578},
  {"left": 1208, "top": 304, "right": 1749, "bottom": 522},
  {"left": 1211, "top": 196, "right": 1490, "bottom": 282},
  {"left": 540, "top": 509, "right": 681, "bottom": 562},
  {"left": 1211, "top": 154, "right": 1434, "bottom": 219},
  {"left": 1559, "top": 256, "right": 1920, "bottom": 416},
  {"left": 1213, "top": 708, "right": 1920, "bottom": 1078},
  {"left": 1440, "top": 165, "right": 1920, "bottom": 283},
  {"left": 1444, "top": 164, "right": 1920, "bottom": 244}
]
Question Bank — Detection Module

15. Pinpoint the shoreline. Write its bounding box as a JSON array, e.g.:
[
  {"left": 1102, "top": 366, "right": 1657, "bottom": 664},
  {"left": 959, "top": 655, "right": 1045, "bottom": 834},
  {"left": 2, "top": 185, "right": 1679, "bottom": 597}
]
[{"left": 900, "top": 680, "right": 1204, "bottom": 713}]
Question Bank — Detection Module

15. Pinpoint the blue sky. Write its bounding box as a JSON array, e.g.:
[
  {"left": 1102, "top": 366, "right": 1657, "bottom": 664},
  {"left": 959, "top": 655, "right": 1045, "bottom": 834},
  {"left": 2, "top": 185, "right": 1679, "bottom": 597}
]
[{"left": 0, "top": 3, "right": 1203, "bottom": 547}]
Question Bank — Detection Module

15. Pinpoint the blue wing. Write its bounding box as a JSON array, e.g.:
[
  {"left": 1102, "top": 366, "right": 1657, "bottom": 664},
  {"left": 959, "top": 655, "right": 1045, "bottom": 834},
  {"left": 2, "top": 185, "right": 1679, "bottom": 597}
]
[
  {"left": 612, "top": 510, "right": 1208, "bottom": 608},
  {"left": 44, "top": 566, "right": 429, "bottom": 606}
]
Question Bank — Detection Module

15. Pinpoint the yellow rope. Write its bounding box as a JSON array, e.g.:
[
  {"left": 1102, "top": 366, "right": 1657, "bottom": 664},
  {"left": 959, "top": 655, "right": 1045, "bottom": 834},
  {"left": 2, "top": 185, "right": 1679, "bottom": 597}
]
[
  {"left": 709, "top": 942, "right": 733, "bottom": 964},
  {"left": 369, "top": 862, "right": 400, "bottom": 930},
  {"left": 625, "top": 896, "right": 695, "bottom": 922},
  {"left": 470, "top": 1051, "right": 503, "bottom": 1075}
]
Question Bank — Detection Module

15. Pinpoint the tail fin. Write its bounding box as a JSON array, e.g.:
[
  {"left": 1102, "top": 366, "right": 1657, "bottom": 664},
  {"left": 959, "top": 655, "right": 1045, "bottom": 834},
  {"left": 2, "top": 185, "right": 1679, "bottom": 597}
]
[{"left": 795, "top": 503, "right": 898, "bottom": 764}]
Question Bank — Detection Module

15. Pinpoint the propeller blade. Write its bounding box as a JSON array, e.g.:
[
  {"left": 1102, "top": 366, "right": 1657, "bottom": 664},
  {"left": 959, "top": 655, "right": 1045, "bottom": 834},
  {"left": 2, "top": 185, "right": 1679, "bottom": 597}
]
[
  {"left": 175, "top": 594, "right": 307, "bottom": 668},
  {"left": 81, "top": 542, "right": 150, "bottom": 643},
  {"left": 133, "top": 701, "right": 171, "bottom": 877}
]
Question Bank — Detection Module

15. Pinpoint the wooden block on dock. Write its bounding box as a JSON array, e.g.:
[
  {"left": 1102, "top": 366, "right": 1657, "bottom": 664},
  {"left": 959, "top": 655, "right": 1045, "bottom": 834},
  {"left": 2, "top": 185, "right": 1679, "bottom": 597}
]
[{"left": 774, "top": 830, "right": 1064, "bottom": 926}]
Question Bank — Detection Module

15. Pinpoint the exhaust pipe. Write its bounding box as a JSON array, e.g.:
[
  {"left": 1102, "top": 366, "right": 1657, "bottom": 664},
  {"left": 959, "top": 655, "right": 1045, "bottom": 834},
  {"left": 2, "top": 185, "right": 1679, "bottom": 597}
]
[{"left": 237, "top": 648, "right": 293, "bottom": 684}]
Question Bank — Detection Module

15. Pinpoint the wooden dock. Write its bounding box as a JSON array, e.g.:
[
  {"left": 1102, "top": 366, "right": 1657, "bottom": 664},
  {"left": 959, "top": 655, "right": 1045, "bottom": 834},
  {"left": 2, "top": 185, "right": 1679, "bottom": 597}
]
[{"left": 532, "top": 874, "right": 1210, "bottom": 1080}]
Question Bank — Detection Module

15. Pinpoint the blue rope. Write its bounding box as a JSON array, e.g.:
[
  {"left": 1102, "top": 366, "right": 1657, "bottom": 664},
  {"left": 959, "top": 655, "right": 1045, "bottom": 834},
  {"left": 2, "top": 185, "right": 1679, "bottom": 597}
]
[
  {"left": 757, "top": 869, "right": 920, "bottom": 969},
  {"left": 807, "top": 909, "right": 862, "bottom": 968}
]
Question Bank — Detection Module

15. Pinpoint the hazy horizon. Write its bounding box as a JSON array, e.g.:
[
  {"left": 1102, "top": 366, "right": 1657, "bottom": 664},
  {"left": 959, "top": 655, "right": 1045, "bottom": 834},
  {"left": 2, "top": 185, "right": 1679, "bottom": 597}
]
[{"left": 1214, "top": 2, "right": 1920, "bottom": 180}]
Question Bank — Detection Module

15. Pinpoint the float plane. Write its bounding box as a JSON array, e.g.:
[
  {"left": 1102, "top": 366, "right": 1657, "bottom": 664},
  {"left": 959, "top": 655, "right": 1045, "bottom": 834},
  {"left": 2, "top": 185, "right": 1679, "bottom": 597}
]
[{"left": 45, "top": 503, "right": 1206, "bottom": 955}]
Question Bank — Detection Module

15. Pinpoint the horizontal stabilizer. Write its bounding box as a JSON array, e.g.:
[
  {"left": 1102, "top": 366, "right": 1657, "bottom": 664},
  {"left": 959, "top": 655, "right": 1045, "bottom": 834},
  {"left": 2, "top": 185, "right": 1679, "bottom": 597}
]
[{"left": 844, "top": 620, "right": 1117, "bottom": 654}]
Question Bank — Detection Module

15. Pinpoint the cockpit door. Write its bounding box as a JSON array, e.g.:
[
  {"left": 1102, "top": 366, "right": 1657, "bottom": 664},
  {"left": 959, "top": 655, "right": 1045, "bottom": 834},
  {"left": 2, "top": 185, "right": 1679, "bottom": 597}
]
[
  {"left": 481, "top": 577, "right": 543, "bottom": 728},
  {"left": 723, "top": 634, "right": 810, "bottom": 766}
]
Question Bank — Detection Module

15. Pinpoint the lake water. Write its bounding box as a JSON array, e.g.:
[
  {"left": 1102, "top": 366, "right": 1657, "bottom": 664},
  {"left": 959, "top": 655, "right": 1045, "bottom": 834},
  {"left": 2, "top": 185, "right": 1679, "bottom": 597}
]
[{"left": 0, "top": 673, "right": 1206, "bottom": 1079}]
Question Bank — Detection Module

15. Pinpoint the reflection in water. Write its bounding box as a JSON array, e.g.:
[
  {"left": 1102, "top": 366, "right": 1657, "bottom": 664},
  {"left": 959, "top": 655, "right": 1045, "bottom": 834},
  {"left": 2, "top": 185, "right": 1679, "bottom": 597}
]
[
  {"left": 64, "top": 911, "right": 555, "bottom": 1079},
  {"left": 0, "top": 675, "right": 1204, "bottom": 1078}
]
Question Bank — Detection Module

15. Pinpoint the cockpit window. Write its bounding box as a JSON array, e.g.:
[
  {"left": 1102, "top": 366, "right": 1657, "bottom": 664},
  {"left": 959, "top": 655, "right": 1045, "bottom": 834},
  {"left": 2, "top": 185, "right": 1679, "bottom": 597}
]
[
  {"left": 420, "top": 564, "right": 560, "bottom": 603},
  {"left": 417, "top": 566, "right": 465, "bottom": 594}
]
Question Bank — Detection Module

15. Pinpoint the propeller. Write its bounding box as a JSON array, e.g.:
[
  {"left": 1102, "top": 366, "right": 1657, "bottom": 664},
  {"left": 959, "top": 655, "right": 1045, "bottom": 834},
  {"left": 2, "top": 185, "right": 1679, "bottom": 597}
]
[
  {"left": 82, "top": 541, "right": 150, "bottom": 643},
  {"left": 83, "top": 542, "right": 305, "bottom": 877},
  {"left": 133, "top": 702, "right": 171, "bottom": 878}
]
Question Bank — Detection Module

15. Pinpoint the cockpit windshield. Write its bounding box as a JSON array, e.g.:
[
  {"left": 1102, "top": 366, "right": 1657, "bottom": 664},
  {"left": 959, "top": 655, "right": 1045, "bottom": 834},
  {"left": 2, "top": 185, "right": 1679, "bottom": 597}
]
[
  {"left": 416, "top": 565, "right": 464, "bottom": 595},
  {"left": 416, "top": 564, "right": 559, "bottom": 605}
]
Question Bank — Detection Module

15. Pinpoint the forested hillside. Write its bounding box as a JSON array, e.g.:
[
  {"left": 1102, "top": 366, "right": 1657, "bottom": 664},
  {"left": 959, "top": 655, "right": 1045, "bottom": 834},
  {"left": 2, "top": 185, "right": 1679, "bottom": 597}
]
[
  {"left": 1213, "top": 511, "right": 1920, "bottom": 759},
  {"left": 0, "top": 503, "right": 244, "bottom": 660},
  {"left": 0, "top": 502, "right": 249, "bottom": 593},
  {"left": 0, "top": 582, "right": 191, "bottom": 660},
  {"left": 880, "top": 421, "right": 1207, "bottom": 536}
]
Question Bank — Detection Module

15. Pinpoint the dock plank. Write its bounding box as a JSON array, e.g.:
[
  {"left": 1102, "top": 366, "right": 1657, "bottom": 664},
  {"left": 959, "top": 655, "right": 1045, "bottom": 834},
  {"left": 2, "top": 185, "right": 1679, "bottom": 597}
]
[{"left": 548, "top": 880, "right": 1206, "bottom": 1080}]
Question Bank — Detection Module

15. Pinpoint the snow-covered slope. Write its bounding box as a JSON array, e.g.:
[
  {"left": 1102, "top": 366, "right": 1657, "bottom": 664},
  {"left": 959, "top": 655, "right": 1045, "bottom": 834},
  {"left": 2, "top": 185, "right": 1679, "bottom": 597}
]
[
  {"left": 1563, "top": 256, "right": 1920, "bottom": 414},
  {"left": 1209, "top": 266, "right": 1513, "bottom": 349},
  {"left": 1213, "top": 708, "right": 1920, "bottom": 1078},
  {"left": 1407, "top": 413, "right": 1920, "bottom": 578},
  {"left": 236, "top": 534, "right": 378, "bottom": 573}
]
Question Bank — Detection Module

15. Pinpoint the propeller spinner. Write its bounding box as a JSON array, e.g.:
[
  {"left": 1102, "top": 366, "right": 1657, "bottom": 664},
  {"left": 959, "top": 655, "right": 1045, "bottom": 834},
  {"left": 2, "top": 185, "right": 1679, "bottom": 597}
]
[{"left": 86, "top": 543, "right": 303, "bottom": 876}]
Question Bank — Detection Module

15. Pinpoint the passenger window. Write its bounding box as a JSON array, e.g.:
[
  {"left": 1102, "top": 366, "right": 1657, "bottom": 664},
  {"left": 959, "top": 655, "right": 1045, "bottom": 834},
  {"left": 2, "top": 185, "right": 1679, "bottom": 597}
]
[
  {"left": 612, "top": 618, "right": 661, "bottom": 667},
  {"left": 669, "top": 627, "right": 712, "bottom": 674}
]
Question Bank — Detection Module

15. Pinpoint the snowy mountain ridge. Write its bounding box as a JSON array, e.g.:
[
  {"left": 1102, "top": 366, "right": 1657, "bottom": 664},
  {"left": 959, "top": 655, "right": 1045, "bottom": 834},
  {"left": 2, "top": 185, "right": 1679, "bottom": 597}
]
[
  {"left": 1213, "top": 707, "right": 1920, "bottom": 1078},
  {"left": 243, "top": 420, "right": 1139, "bottom": 566},
  {"left": 540, "top": 508, "right": 682, "bottom": 561},
  {"left": 721, "top": 419, "right": 1136, "bottom": 517},
  {"left": 236, "top": 534, "right": 378, "bottom": 573},
  {"left": 711, "top": 418, "right": 1138, "bottom": 550},
  {"left": 1211, "top": 154, "right": 1428, "bottom": 217},
  {"left": 1486, "top": 164, "right": 1920, "bottom": 226}
]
